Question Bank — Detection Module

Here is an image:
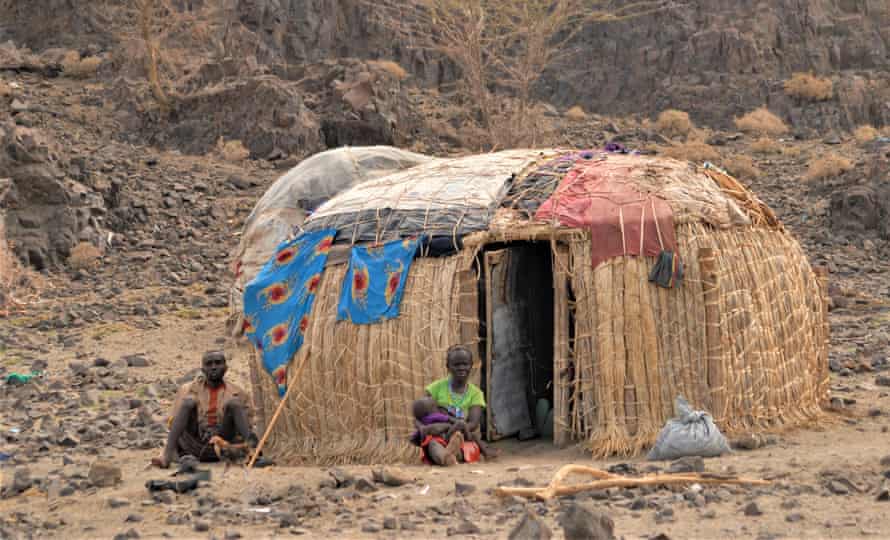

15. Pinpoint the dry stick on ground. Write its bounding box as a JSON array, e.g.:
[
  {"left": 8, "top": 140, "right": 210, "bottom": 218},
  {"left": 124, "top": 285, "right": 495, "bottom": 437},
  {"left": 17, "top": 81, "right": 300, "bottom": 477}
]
[
  {"left": 246, "top": 350, "right": 312, "bottom": 469},
  {"left": 495, "top": 464, "right": 769, "bottom": 501}
]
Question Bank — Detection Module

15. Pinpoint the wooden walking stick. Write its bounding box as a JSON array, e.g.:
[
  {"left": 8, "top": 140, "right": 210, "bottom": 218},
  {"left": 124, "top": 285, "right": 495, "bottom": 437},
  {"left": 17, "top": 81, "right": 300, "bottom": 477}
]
[{"left": 247, "top": 350, "right": 311, "bottom": 469}]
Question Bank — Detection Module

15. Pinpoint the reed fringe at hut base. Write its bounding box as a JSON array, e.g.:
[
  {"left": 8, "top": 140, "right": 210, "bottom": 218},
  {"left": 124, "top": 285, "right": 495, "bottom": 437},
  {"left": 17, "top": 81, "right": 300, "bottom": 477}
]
[{"left": 234, "top": 149, "right": 829, "bottom": 465}]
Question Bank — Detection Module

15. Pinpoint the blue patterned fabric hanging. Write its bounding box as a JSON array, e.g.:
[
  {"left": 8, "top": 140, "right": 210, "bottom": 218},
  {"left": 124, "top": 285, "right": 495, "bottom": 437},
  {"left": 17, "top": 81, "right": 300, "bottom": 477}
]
[
  {"left": 243, "top": 229, "right": 336, "bottom": 396},
  {"left": 337, "top": 236, "right": 424, "bottom": 324}
]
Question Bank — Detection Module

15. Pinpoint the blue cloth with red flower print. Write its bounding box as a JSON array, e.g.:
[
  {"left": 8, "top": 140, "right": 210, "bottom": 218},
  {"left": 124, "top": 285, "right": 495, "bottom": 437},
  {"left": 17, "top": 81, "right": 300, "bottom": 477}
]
[
  {"left": 243, "top": 229, "right": 336, "bottom": 396},
  {"left": 337, "top": 236, "right": 424, "bottom": 324}
]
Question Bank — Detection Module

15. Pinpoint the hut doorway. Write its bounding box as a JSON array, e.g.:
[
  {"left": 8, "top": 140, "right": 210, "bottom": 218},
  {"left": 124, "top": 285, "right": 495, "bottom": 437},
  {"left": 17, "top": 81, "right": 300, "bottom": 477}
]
[{"left": 481, "top": 242, "right": 555, "bottom": 443}]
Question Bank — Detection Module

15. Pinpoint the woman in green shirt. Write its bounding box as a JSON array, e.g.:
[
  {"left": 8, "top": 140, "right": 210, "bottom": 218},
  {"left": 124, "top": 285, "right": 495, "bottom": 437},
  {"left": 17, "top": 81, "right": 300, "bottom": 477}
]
[{"left": 412, "top": 345, "right": 491, "bottom": 465}]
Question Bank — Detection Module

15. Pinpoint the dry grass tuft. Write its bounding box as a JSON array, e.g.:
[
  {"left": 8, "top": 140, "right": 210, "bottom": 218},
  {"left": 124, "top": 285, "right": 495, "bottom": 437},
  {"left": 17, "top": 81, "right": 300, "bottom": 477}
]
[
  {"left": 783, "top": 73, "right": 833, "bottom": 101},
  {"left": 0, "top": 222, "right": 15, "bottom": 310},
  {"left": 564, "top": 105, "right": 587, "bottom": 121},
  {"left": 854, "top": 125, "right": 879, "bottom": 143},
  {"left": 734, "top": 107, "right": 789, "bottom": 136},
  {"left": 804, "top": 154, "right": 853, "bottom": 182},
  {"left": 655, "top": 109, "right": 693, "bottom": 138},
  {"left": 62, "top": 50, "right": 102, "bottom": 79},
  {"left": 782, "top": 145, "right": 804, "bottom": 158},
  {"left": 216, "top": 138, "right": 250, "bottom": 161},
  {"left": 725, "top": 155, "right": 761, "bottom": 180},
  {"left": 749, "top": 137, "right": 782, "bottom": 155},
  {"left": 368, "top": 60, "right": 408, "bottom": 80},
  {"left": 661, "top": 141, "right": 719, "bottom": 163},
  {"left": 68, "top": 242, "right": 102, "bottom": 270},
  {"left": 0, "top": 220, "right": 42, "bottom": 316}
]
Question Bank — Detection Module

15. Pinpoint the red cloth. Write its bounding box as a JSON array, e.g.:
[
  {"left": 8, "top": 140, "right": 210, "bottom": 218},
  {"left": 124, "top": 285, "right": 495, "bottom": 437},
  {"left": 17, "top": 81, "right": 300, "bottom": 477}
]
[
  {"left": 419, "top": 435, "right": 481, "bottom": 465},
  {"left": 536, "top": 159, "right": 677, "bottom": 268},
  {"left": 206, "top": 384, "right": 224, "bottom": 427}
]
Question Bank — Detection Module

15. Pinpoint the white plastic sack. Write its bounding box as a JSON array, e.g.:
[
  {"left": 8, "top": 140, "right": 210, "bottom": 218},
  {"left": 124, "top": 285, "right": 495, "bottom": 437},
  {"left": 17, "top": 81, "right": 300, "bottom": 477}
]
[{"left": 646, "top": 396, "right": 731, "bottom": 461}]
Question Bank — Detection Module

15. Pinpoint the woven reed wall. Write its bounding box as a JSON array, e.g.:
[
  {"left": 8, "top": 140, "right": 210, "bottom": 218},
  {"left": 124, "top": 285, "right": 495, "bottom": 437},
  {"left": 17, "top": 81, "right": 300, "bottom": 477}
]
[
  {"left": 251, "top": 252, "right": 479, "bottom": 465},
  {"left": 249, "top": 222, "right": 828, "bottom": 464},
  {"left": 569, "top": 222, "right": 829, "bottom": 457}
]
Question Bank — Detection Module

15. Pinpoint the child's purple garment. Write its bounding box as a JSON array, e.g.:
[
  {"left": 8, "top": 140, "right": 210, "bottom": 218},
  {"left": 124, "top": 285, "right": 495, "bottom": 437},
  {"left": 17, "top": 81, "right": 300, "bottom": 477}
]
[{"left": 409, "top": 412, "right": 451, "bottom": 445}]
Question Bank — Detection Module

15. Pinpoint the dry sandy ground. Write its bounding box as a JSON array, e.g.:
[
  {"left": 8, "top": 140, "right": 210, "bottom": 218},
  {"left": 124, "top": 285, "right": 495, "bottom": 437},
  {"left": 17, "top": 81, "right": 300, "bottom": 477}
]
[{"left": 2, "top": 311, "right": 889, "bottom": 540}]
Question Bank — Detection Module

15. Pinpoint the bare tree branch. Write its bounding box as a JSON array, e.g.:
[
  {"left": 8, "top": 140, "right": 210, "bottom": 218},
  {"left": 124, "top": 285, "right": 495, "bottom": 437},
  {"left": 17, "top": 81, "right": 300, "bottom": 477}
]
[{"left": 366, "top": 0, "right": 669, "bottom": 149}]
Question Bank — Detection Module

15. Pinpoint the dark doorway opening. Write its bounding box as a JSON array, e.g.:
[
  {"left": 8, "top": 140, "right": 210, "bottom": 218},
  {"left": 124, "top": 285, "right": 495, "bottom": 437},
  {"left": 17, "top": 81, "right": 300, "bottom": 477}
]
[{"left": 480, "top": 242, "right": 554, "bottom": 442}]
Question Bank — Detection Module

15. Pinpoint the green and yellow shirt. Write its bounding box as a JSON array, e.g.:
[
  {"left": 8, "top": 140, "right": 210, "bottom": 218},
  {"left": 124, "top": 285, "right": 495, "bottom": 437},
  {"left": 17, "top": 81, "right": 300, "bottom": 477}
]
[{"left": 426, "top": 377, "right": 486, "bottom": 419}]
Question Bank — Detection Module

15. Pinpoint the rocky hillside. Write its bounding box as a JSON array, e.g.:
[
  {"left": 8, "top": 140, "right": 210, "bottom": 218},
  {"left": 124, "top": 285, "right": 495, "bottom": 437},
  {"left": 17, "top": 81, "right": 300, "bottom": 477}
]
[
  {"left": 3, "top": 1, "right": 889, "bottom": 135},
  {"left": 1, "top": 0, "right": 889, "bottom": 277}
]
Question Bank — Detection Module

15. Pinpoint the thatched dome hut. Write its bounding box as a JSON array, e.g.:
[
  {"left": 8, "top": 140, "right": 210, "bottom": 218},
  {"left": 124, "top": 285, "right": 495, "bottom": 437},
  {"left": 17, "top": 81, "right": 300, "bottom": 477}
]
[{"left": 234, "top": 148, "right": 829, "bottom": 464}]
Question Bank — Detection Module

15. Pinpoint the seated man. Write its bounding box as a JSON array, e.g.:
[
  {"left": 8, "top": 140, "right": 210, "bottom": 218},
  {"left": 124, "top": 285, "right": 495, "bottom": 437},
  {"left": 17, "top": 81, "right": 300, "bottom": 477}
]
[
  {"left": 412, "top": 345, "right": 495, "bottom": 465},
  {"left": 152, "top": 350, "right": 254, "bottom": 468}
]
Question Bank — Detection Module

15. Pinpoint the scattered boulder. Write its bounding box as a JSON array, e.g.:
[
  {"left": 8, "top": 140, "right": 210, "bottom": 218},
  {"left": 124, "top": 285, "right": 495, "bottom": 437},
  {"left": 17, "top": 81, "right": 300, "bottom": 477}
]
[
  {"left": 455, "top": 481, "right": 476, "bottom": 496},
  {"left": 743, "top": 501, "right": 763, "bottom": 516},
  {"left": 2, "top": 467, "right": 33, "bottom": 497},
  {"left": 328, "top": 468, "right": 354, "bottom": 488},
  {"left": 446, "top": 520, "right": 481, "bottom": 536},
  {"left": 371, "top": 467, "right": 413, "bottom": 487},
  {"left": 88, "top": 461, "right": 122, "bottom": 488},
  {"left": 558, "top": 504, "right": 615, "bottom": 540},
  {"left": 122, "top": 354, "right": 150, "bottom": 367},
  {"left": 354, "top": 477, "right": 378, "bottom": 493},
  {"left": 668, "top": 456, "right": 705, "bottom": 473},
  {"left": 508, "top": 512, "right": 552, "bottom": 540}
]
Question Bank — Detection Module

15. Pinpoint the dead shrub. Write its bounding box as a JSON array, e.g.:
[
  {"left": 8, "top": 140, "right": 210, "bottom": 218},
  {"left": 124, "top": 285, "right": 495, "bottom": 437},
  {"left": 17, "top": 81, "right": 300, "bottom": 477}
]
[
  {"left": 216, "top": 138, "right": 250, "bottom": 161},
  {"left": 725, "top": 155, "right": 761, "bottom": 180},
  {"left": 734, "top": 107, "right": 789, "bottom": 136},
  {"left": 655, "top": 109, "right": 693, "bottom": 138},
  {"left": 60, "top": 50, "right": 102, "bottom": 79},
  {"left": 0, "top": 220, "right": 42, "bottom": 316},
  {"left": 0, "top": 222, "right": 14, "bottom": 307},
  {"left": 564, "top": 105, "right": 587, "bottom": 121},
  {"left": 854, "top": 125, "right": 879, "bottom": 143},
  {"left": 368, "top": 60, "right": 407, "bottom": 80},
  {"left": 68, "top": 242, "right": 102, "bottom": 270},
  {"left": 804, "top": 154, "right": 853, "bottom": 182},
  {"left": 783, "top": 73, "right": 833, "bottom": 101},
  {"left": 661, "top": 141, "right": 719, "bottom": 162},
  {"left": 749, "top": 137, "right": 781, "bottom": 154}
]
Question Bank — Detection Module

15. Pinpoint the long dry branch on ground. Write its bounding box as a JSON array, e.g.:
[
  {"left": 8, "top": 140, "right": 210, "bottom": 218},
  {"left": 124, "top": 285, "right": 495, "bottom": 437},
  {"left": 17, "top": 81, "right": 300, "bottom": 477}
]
[{"left": 495, "top": 464, "right": 769, "bottom": 501}]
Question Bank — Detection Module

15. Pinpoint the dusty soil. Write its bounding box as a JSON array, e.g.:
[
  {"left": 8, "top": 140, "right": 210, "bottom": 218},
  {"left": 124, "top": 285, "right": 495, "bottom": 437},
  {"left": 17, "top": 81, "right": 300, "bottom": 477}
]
[{"left": 2, "top": 309, "right": 890, "bottom": 539}]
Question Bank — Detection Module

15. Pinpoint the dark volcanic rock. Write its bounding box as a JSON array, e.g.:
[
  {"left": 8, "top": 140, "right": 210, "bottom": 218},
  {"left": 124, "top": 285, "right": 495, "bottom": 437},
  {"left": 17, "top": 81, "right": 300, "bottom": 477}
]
[
  {"left": 508, "top": 512, "right": 552, "bottom": 540},
  {"left": 88, "top": 461, "right": 121, "bottom": 488},
  {"left": 0, "top": 122, "right": 107, "bottom": 269},
  {"left": 558, "top": 504, "right": 615, "bottom": 540},
  {"left": 743, "top": 501, "right": 763, "bottom": 516},
  {"left": 668, "top": 456, "right": 705, "bottom": 473}
]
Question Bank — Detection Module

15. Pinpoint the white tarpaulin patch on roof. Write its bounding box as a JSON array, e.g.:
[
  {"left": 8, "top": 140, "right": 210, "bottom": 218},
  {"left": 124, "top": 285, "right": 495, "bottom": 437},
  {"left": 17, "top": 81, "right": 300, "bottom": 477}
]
[{"left": 307, "top": 150, "right": 542, "bottom": 219}]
